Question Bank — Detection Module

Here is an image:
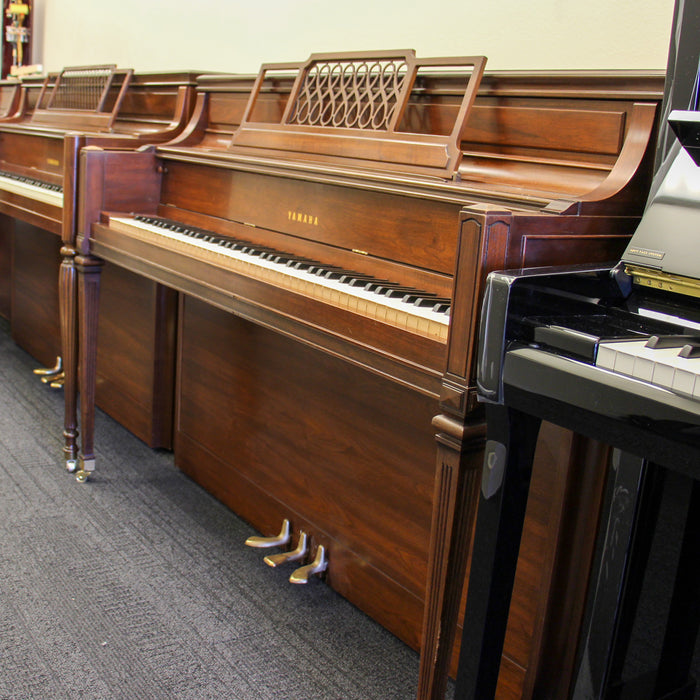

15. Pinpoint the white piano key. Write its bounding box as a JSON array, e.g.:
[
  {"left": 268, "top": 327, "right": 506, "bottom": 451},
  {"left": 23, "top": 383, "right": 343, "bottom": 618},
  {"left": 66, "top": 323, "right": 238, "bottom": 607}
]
[{"left": 597, "top": 339, "right": 700, "bottom": 401}]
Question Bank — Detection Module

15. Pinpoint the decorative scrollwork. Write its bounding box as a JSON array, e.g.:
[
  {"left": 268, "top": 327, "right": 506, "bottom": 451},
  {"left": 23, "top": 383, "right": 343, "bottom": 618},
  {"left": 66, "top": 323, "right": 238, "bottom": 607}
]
[{"left": 288, "top": 58, "right": 409, "bottom": 131}]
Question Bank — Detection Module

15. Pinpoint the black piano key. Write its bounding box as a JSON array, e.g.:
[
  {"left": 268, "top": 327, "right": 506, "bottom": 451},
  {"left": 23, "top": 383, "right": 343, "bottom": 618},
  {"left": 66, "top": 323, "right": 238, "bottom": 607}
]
[
  {"left": 384, "top": 287, "right": 422, "bottom": 299},
  {"left": 339, "top": 273, "right": 375, "bottom": 285},
  {"left": 645, "top": 334, "right": 700, "bottom": 349},
  {"left": 348, "top": 277, "right": 380, "bottom": 287},
  {"left": 432, "top": 302, "right": 451, "bottom": 313},
  {"left": 679, "top": 343, "right": 700, "bottom": 359}
]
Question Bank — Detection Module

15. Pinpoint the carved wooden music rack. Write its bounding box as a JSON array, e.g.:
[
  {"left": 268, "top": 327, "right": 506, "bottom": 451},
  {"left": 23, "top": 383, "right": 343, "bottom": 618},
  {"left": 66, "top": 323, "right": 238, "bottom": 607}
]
[
  {"left": 230, "top": 50, "right": 486, "bottom": 179},
  {"left": 30, "top": 64, "right": 133, "bottom": 131}
]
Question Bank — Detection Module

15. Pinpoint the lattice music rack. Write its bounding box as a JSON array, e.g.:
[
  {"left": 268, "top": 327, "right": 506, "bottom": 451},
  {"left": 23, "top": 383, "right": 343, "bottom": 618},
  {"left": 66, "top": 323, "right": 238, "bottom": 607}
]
[
  {"left": 231, "top": 50, "right": 487, "bottom": 179},
  {"left": 30, "top": 64, "right": 133, "bottom": 131}
]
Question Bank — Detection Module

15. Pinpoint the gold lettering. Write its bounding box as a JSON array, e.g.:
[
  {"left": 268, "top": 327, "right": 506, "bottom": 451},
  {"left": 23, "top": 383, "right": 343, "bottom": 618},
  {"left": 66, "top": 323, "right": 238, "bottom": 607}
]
[{"left": 286, "top": 209, "right": 320, "bottom": 226}]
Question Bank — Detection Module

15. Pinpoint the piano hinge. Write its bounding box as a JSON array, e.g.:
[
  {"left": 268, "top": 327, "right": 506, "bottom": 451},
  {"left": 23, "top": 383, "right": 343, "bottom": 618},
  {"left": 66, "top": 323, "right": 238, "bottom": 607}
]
[
  {"left": 244, "top": 222, "right": 256, "bottom": 228},
  {"left": 352, "top": 248, "right": 368, "bottom": 256},
  {"left": 625, "top": 264, "right": 700, "bottom": 299}
]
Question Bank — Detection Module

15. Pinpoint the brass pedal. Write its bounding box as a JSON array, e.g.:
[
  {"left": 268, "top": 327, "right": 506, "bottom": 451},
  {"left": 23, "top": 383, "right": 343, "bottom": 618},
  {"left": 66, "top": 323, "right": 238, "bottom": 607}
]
[
  {"left": 244, "top": 518, "right": 291, "bottom": 548},
  {"left": 289, "top": 544, "right": 327, "bottom": 584},
  {"left": 34, "top": 356, "right": 62, "bottom": 378},
  {"left": 264, "top": 531, "right": 308, "bottom": 567},
  {"left": 47, "top": 371, "right": 65, "bottom": 389}
]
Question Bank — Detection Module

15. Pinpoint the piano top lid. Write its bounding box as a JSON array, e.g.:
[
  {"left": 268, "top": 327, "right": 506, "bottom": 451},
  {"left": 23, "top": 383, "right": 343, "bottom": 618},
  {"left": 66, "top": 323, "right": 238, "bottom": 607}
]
[
  {"left": 621, "top": 110, "right": 700, "bottom": 291},
  {"left": 226, "top": 50, "right": 487, "bottom": 180}
]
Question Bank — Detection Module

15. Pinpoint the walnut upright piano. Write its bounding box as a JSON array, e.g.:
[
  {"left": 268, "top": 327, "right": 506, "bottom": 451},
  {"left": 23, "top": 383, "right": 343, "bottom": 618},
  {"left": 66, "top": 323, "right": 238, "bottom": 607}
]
[
  {"left": 67, "top": 52, "right": 664, "bottom": 699},
  {"left": 0, "top": 65, "right": 203, "bottom": 455}
]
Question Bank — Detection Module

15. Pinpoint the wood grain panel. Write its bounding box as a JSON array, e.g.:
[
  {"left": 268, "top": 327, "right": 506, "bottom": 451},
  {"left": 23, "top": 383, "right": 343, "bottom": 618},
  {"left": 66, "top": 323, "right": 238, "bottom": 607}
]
[
  {"left": 96, "top": 264, "right": 176, "bottom": 449},
  {"left": 11, "top": 222, "right": 62, "bottom": 367},
  {"left": 175, "top": 296, "right": 438, "bottom": 640},
  {"left": 0, "top": 213, "right": 11, "bottom": 319}
]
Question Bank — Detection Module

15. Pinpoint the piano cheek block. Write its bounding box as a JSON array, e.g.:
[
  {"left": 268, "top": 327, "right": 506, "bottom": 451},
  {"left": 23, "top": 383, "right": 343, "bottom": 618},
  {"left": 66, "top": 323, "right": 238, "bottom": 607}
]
[{"left": 481, "top": 439, "right": 507, "bottom": 499}]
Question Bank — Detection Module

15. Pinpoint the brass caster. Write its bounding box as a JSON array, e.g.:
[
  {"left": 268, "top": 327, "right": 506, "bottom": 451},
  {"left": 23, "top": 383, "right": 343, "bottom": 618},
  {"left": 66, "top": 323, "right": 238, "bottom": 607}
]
[
  {"left": 33, "top": 356, "right": 62, "bottom": 377},
  {"left": 290, "top": 545, "right": 327, "bottom": 584},
  {"left": 245, "top": 519, "right": 291, "bottom": 548},
  {"left": 65, "top": 459, "right": 78, "bottom": 473},
  {"left": 75, "top": 457, "right": 95, "bottom": 483},
  {"left": 264, "top": 531, "right": 308, "bottom": 567}
]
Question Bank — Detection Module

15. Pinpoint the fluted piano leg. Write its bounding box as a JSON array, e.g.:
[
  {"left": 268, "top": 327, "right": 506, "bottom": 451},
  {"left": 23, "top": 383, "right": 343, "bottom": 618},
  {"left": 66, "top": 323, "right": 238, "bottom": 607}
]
[
  {"left": 59, "top": 245, "right": 78, "bottom": 472},
  {"left": 75, "top": 253, "right": 103, "bottom": 483},
  {"left": 416, "top": 415, "right": 485, "bottom": 700}
]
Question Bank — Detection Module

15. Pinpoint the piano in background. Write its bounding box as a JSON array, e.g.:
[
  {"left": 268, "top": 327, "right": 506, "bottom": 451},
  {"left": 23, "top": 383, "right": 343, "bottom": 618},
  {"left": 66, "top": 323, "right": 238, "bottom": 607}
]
[
  {"left": 67, "top": 52, "right": 665, "bottom": 699},
  {"left": 466, "top": 109, "right": 700, "bottom": 699},
  {"left": 0, "top": 65, "right": 205, "bottom": 453},
  {"left": 0, "top": 74, "right": 36, "bottom": 319}
]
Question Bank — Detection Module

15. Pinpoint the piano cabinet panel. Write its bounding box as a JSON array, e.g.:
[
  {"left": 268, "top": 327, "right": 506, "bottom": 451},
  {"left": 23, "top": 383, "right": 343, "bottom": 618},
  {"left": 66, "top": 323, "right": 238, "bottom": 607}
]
[
  {"left": 174, "top": 295, "right": 438, "bottom": 646},
  {"left": 0, "top": 214, "right": 11, "bottom": 319},
  {"left": 161, "top": 161, "right": 462, "bottom": 279},
  {"left": 0, "top": 131, "right": 63, "bottom": 186},
  {"left": 95, "top": 264, "right": 176, "bottom": 449},
  {"left": 11, "top": 221, "right": 62, "bottom": 368}
]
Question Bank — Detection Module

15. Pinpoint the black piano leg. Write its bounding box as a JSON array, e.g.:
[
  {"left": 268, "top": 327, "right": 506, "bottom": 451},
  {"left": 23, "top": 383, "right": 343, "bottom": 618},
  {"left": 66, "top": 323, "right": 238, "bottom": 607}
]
[
  {"left": 653, "top": 477, "right": 700, "bottom": 698},
  {"left": 570, "top": 451, "right": 660, "bottom": 699},
  {"left": 453, "top": 403, "right": 541, "bottom": 699}
]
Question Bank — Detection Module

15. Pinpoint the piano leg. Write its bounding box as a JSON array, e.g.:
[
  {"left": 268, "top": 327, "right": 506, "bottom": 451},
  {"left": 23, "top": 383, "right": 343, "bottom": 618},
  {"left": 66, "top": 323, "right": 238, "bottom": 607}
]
[
  {"left": 654, "top": 478, "right": 700, "bottom": 698},
  {"left": 59, "top": 245, "right": 78, "bottom": 472},
  {"left": 75, "top": 254, "right": 103, "bottom": 483},
  {"left": 453, "top": 403, "right": 541, "bottom": 699},
  {"left": 567, "top": 452, "right": 656, "bottom": 699},
  {"left": 416, "top": 415, "right": 486, "bottom": 700}
]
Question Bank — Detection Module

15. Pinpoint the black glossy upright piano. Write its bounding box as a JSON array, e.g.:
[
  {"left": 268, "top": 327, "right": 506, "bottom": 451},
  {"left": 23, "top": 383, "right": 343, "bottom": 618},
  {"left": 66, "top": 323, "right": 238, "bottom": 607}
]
[{"left": 464, "top": 109, "right": 700, "bottom": 698}]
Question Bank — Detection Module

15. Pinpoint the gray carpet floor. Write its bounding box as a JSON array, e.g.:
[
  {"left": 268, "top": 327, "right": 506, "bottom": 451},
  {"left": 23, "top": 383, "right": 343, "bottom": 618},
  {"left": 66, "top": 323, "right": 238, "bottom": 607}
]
[{"left": 0, "top": 317, "right": 454, "bottom": 700}]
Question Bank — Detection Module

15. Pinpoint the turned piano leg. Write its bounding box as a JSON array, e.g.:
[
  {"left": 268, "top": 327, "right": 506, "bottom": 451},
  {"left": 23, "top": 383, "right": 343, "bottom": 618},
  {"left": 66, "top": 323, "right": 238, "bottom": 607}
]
[
  {"left": 59, "top": 245, "right": 78, "bottom": 472},
  {"left": 416, "top": 415, "right": 486, "bottom": 700},
  {"left": 75, "top": 254, "right": 103, "bottom": 483}
]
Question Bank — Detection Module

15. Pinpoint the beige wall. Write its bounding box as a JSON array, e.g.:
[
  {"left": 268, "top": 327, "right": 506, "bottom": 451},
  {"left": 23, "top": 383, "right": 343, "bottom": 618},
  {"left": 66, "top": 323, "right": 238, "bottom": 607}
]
[{"left": 31, "top": 0, "right": 675, "bottom": 75}]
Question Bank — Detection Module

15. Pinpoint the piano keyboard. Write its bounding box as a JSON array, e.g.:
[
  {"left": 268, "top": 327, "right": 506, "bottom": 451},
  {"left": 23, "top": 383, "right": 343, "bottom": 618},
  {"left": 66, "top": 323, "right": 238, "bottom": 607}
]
[
  {"left": 0, "top": 169, "right": 63, "bottom": 207},
  {"left": 596, "top": 335, "right": 700, "bottom": 400},
  {"left": 108, "top": 215, "right": 451, "bottom": 341}
]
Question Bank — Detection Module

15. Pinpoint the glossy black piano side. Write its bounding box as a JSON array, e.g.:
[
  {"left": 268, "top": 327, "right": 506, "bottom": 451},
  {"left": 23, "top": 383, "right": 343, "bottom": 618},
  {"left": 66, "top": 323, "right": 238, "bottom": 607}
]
[{"left": 457, "top": 263, "right": 700, "bottom": 699}]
